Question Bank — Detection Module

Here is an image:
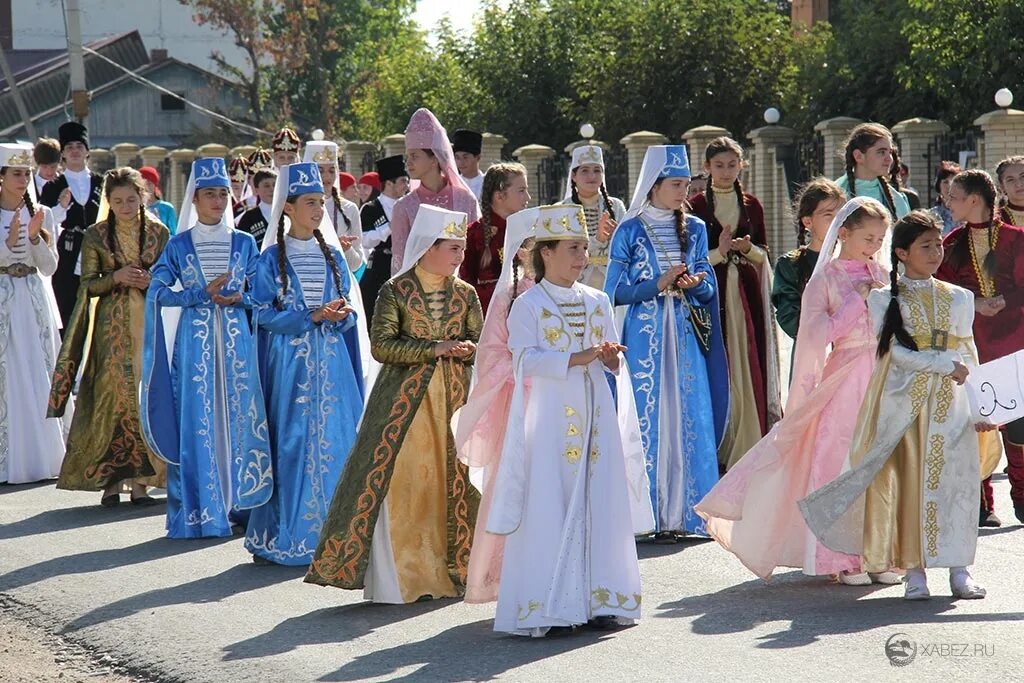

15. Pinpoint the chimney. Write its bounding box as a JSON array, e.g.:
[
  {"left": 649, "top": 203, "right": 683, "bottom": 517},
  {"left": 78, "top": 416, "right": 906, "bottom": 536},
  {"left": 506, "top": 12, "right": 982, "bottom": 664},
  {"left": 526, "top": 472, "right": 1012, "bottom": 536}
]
[{"left": 150, "top": 48, "right": 168, "bottom": 63}]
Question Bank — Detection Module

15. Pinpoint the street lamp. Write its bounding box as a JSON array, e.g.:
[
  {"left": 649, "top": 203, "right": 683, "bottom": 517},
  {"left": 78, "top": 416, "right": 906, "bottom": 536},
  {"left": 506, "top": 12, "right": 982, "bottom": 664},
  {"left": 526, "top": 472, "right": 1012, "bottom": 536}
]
[
  {"left": 311, "top": 128, "right": 325, "bottom": 141},
  {"left": 764, "top": 107, "right": 781, "bottom": 125},
  {"left": 995, "top": 88, "right": 1014, "bottom": 109},
  {"left": 579, "top": 123, "right": 595, "bottom": 139}
]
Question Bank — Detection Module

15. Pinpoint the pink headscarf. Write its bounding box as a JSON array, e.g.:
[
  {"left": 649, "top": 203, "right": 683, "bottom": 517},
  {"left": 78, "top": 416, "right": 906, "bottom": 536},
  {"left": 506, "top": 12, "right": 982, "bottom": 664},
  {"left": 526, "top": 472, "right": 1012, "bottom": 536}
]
[{"left": 404, "top": 108, "right": 474, "bottom": 196}]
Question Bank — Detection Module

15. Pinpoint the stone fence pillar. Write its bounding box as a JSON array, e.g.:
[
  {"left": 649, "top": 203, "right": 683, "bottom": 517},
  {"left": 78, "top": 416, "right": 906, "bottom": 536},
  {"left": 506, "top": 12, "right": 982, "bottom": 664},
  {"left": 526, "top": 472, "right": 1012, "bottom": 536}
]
[
  {"left": 381, "top": 134, "right": 406, "bottom": 159},
  {"left": 892, "top": 118, "right": 950, "bottom": 192},
  {"left": 110, "top": 142, "right": 140, "bottom": 169},
  {"left": 975, "top": 108, "right": 1024, "bottom": 174},
  {"left": 513, "top": 144, "right": 555, "bottom": 208},
  {"left": 682, "top": 125, "right": 730, "bottom": 173},
  {"left": 748, "top": 125, "right": 797, "bottom": 257},
  {"left": 480, "top": 133, "right": 508, "bottom": 172},
  {"left": 814, "top": 116, "right": 862, "bottom": 179},
  {"left": 620, "top": 131, "right": 668, "bottom": 199},
  {"left": 167, "top": 148, "right": 196, "bottom": 210}
]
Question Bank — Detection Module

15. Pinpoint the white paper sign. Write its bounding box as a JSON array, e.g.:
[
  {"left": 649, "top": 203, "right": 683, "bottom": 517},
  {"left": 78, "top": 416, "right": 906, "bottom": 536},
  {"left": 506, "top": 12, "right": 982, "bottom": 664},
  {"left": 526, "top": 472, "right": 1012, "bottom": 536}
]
[{"left": 966, "top": 351, "right": 1024, "bottom": 426}]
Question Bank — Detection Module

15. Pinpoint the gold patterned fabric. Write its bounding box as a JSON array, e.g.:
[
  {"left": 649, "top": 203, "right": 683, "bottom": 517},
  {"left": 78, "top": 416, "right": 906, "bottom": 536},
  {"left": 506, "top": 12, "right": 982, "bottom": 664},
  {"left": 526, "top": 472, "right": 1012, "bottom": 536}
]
[
  {"left": 49, "top": 216, "right": 169, "bottom": 490},
  {"left": 305, "top": 268, "right": 483, "bottom": 597}
]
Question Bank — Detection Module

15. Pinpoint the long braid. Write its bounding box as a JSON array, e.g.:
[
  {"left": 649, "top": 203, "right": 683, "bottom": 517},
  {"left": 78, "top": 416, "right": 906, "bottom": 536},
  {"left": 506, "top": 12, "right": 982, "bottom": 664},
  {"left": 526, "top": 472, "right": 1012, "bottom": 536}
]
[
  {"left": 877, "top": 243, "right": 917, "bottom": 357},
  {"left": 733, "top": 178, "right": 751, "bottom": 239},
  {"left": 330, "top": 185, "right": 352, "bottom": 230},
  {"left": 877, "top": 176, "right": 899, "bottom": 220},
  {"left": 22, "top": 190, "right": 50, "bottom": 243},
  {"left": 702, "top": 185, "right": 720, "bottom": 251},
  {"left": 673, "top": 208, "right": 689, "bottom": 251},
  {"left": 137, "top": 205, "right": 147, "bottom": 267},
  {"left": 598, "top": 183, "right": 614, "bottom": 217},
  {"left": 479, "top": 178, "right": 495, "bottom": 272},
  {"left": 274, "top": 213, "right": 288, "bottom": 310},
  {"left": 508, "top": 255, "right": 521, "bottom": 319},
  {"left": 106, "top": 211, "right": 117, "bottom": 258},
  {"left": 570, "top": 178, "right": 581, "bottom": 206},
  {"left": 312, "top": 227, "right": 344, "bottom": 301}
]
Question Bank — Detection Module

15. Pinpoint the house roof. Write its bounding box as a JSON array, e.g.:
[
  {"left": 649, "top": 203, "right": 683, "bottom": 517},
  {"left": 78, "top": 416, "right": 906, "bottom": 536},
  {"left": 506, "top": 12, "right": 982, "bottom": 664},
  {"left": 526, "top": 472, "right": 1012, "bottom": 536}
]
[{"left": 0, "top": 31, "right": 149, "bottom": 132}]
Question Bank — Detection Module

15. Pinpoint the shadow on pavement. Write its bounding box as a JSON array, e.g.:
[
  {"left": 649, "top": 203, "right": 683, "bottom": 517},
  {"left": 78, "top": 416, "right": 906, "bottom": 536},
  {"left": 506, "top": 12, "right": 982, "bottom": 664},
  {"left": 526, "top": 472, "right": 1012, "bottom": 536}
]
[
  {"left": 60, "top": 563, "right": 305, "bottom": 633},
  {"left": 656, "top": 570, "right": 1024, "bottom": 648},
  {"left": 0, "top": 536, "right": 232, "bottom": 591},
  {"left": 636, "top": 536, "right": 714, "bottom": 560},
  {"left": 0, "top": 481, "right": 57, "bottom": 494},
  {"left": 318, "top": 618, "right": 615, "bottom": 682},
  {"left": 0, "top": 502, "right": 166, "bottom": 540}
]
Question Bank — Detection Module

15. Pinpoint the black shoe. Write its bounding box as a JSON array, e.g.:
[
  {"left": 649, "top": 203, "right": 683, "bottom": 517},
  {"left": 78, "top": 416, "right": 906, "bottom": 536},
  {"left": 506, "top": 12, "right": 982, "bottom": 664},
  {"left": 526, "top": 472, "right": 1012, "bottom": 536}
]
[
  {"left": 251, "top": 555, "right": 273, "bottom": 566},
  {"left": 130, "top": 495, "right": 159, "bottom": 506},
  {"left": 587, "top": 616, "right": 621, "bottom": 631},
  {"left": 979, "top": 510, "right": 1002, "bottom": 528},
  {"left": 100, "top": 494, "right": 120, "bottom": 508},
  {"left": 653, "top": 531, "right": 678, "bottom": 545},
  {"left": 1014, "top": 505, "right": 1024, "bottom": 525},
  {"left": 231, "top": 523, "right": 246, "bottom": 536}
]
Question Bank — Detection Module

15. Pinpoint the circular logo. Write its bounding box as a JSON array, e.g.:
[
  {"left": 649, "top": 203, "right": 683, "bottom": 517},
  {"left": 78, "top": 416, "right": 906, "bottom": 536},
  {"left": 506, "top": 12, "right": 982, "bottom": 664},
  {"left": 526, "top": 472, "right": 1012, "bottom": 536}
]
[{"left": 885, "top": 632, "right": 917, "bottom": 667}]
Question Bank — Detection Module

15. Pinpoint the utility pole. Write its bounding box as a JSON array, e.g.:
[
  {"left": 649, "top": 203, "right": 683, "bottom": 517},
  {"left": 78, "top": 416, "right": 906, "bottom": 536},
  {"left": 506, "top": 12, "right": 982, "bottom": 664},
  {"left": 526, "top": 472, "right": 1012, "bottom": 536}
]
[
  {"left": 65, "top": 0, "right": 89, "bottom": 121},
  {"left": 0, "top": 41, "right": 36, "bottom": 138}
]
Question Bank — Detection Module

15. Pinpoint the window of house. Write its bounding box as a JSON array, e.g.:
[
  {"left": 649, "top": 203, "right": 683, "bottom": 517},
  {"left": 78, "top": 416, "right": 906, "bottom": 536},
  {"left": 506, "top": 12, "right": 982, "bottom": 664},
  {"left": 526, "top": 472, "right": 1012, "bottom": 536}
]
[{"left": 161, "top": 93, "right": 186, "bottom": 111}]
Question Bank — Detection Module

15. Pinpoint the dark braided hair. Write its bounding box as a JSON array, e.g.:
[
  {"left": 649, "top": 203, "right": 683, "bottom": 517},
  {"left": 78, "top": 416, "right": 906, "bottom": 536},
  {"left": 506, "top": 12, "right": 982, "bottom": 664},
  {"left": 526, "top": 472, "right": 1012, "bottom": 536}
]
[
  {"left": 877, "top": 211, "right": 941, "bottom": 357},
  {"left": 944, "top": 169, "right": 999, "bottom": 277},
  {"left": 507, "top": 237, "right": 534, "bottom": 317},
  {"left": 274, "top": 212, "right": 288, "bottom": 310},
  {"left": 479, "top": 163, "right": 527, "bottom": 271},
  {"left": 311, "top": 227, "right": 344, "bottom": 301},
  {"left": 20, "top": 189, "right": 52, "bottom": 244},
  {"left": 703, "top": 136, "right": 751, "bottom": 242},
  {"left": 330, "top": 185, "right": 352, "bottom": 231},
  {"left": 842, "top": 123, "right": 899, "bottom": 219}
]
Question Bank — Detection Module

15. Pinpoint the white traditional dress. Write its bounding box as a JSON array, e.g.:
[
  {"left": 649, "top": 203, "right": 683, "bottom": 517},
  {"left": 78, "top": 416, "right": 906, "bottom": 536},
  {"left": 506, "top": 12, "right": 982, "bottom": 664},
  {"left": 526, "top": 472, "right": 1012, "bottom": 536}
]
[
  {"left": 488, "top": 259, "right": 652, "bottom": 635},
  {"left": 0, "top": 203, "right": 66, "bottom": 483},
  {"left": 800, "top": 277, "right": 981, "bottom": 572}
]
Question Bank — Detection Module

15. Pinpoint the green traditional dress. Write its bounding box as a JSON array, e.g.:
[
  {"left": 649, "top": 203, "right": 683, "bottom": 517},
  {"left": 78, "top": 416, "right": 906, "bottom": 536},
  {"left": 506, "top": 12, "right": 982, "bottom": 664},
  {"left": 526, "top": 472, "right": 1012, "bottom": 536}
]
[
  {"left": 771, "top": 246, "right": 819, "bottom": 341},
  {"left": 305, "top": 265, "right": 482, "bottom": 603},
  {"left": 49, "top": 214, "right": 169, "bottom": 490}
]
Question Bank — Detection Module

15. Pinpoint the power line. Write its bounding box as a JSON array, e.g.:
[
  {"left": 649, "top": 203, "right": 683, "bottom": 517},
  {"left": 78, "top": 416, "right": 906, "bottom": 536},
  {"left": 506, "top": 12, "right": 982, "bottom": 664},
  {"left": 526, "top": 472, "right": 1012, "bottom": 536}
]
[{"left": 81, "top": 45, "right": 272, "bottom": 138}]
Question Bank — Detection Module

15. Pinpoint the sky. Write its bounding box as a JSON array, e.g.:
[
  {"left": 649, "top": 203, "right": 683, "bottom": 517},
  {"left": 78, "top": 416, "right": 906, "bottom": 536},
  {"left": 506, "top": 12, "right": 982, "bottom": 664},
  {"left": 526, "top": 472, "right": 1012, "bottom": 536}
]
[{"left": 413, "top": 0, "right": 483, "bottom": 36}]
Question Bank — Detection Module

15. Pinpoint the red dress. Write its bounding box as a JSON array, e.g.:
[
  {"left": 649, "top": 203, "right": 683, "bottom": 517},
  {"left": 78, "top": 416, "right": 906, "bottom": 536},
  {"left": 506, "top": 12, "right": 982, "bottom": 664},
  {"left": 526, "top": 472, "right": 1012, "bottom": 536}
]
[
  {"left": 689, "top": 191, "right": 771, "bottom": 439},
  {"left": 459, "top": 211, "right": 506, "bottom": 316},
  {"left": 937, "top": 220, "right": 1024, "bottom": 509}
]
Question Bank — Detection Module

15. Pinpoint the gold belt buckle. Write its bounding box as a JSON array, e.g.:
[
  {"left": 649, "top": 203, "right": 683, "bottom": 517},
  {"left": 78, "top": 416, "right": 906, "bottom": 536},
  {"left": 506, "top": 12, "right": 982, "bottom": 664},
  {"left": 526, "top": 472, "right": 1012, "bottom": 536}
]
[{"left": 930, "top": 329, "right": 949, "bottom": 352}]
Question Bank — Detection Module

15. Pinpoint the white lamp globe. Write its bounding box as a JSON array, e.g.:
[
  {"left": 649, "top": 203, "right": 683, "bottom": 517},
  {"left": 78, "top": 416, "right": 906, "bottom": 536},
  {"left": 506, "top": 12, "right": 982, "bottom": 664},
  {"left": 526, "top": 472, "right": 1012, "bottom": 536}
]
[
  {"left": 995, "top": 88, "right": 1014, "bottom": 109},
  {"left": 764, "top": 107, "right": 781, "bottom": 125},
  {"left": 579, "top": 123, "right": 595, "bottom": 139},
  {"left": 311, "top": 128, "right": 325, "bottom": 141}
]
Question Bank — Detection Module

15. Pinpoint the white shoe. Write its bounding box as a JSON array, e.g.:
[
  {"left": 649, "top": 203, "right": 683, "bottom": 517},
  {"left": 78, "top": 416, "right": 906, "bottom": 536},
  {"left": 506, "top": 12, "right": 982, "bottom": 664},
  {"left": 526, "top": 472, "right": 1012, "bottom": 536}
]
[
  {"left": 904, "top": 572, "right": 930, "bottom": 600},
  {"left": 950, "top": 570, "right": 987, "bottom": 600},
  {"left": 839, "top": 571, "right": 872, "bottom": 586},
  {"left": 869, "top": 571, "right": 902, "bottom": 585}
]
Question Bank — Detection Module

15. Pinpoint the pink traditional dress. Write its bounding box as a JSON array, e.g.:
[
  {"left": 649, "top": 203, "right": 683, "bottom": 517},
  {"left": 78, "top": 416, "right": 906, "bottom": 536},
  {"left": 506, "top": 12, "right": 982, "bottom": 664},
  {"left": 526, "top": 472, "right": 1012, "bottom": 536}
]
[
  {"left": 389, "top": 108, "right": 481, "bottom": 275},
  {"left": 695, "top": 197, "right": 891, "bottom": 579},
  {"left": 455, "top": 207, "right": 538, "bottom": 604}
]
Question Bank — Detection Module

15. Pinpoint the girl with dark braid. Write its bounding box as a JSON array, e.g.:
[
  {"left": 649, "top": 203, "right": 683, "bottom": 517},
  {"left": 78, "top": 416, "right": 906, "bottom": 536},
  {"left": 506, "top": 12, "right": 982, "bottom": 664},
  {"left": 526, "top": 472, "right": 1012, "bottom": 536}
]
[
  {"left": 689, "top": 136, "right": 780, "bottom": 472},
  {"left": 801, "top": 210, "right": 991, "bottom": 601},
  {"left": 303, "top": 140, "right": 365, "bottom": 275},
  {"left": 245, "top": 162, "right": 365, "bottom": 566},
  {"left": 460, "top": 162, "right": 530, "bottom": 314},
  {"left": 0, "top": 144, "right": 65, "bottom": 483},
  {"left": 49, "top": 167, "right": 170, "bottom": 506},
  {"left": 835, "top": 123, "right": 911, "bottom": 220},
  {"left": 937, "top": 169, "right": 1024, "bottom": 527}
]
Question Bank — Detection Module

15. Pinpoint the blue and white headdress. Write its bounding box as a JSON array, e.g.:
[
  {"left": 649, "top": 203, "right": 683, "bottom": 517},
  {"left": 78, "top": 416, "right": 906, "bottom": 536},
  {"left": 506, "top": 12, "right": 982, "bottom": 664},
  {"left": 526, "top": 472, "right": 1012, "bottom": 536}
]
[
  {"left": 625, "top": 145, "right": 692, "bottom": 219},
  {"left": 177, "top": 157, "right": 236, "bottom": 232},
  {"left": 260, "top": 162, "right": 341, "bottom": 253}
]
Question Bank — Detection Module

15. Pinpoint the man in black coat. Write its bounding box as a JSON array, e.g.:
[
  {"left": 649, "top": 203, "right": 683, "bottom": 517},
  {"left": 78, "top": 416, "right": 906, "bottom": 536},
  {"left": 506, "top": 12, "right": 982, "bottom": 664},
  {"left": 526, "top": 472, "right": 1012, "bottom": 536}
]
[
  {"left": 359, "top": 154, "right": 409, "bottom": 326},
  {"left": 39, "top": 121, "right": 103, "bottom": 329}
]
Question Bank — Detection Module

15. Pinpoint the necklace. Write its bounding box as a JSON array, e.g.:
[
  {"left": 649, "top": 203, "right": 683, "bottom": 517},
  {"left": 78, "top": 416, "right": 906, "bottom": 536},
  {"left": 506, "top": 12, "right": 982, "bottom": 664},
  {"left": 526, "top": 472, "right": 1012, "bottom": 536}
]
[{"left": 967, "top": 220, "right": 1000, "bottom": 298}]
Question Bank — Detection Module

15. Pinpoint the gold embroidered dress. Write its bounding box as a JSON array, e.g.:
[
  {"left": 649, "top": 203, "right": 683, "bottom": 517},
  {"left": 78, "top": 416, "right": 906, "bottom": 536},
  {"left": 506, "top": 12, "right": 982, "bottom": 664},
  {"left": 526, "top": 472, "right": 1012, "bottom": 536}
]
[
  {"left": 49, "top": 215, "right": 169, "bottom": 490},
  {"left": 305, "top": 266, "right": 482, "bottom": 602},
  {"left": 799, "top": 278, "right": 981, "bottom": 571}
]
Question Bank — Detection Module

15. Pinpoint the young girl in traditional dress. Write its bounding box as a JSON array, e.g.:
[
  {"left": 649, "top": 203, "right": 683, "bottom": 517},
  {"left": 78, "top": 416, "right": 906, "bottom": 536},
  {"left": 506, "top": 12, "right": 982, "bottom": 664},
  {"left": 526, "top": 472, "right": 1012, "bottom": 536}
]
[
  {"left": 559, "top": 145, "right": 627, "bottom": 289},
  {"left": 689, "top": 137, "right": 780, "bottom": 472},
  {"left": 141, "top": 158, "right": 272, "bottom": 539},
  {"left": 772, "top": 178, "right": 845, "bottom": 342},
  {"left": 836, "top": 124, "right": 911, "bottom": 221},
  {"left": 456, "top": 206, "right": 538, "bottom": 603},
  {"left": 606, "top": 145, "right": 728, "bottom": 542},
  {"left": 801, "top": 210, "right": 990, "bottom": 600},
  {"left": 697, "top": 197, "right": 901, "bottom": 586},
  {"left": 303, "top": 140, "right": 364, "bottom": 273},
  {"left": 460, "top": 163, "right": 531, "bottom": 315},
  {"left": 306, "top": 205, "right": 483, "bottom": 603},
  {"left": 50, "top": 167, "right": 170, "bottom": 506},
  {"left": 0, "top": 144, "right": 66, "bottom": 484},
  {"left": 244, "top": 162, "right": 365, "bottom": 565},
  {"left": 937, "top": 169, "right": 1024, "bottom": 527},
  {"left": 487, "top": 204, "right": 651, "bottom": 636}
]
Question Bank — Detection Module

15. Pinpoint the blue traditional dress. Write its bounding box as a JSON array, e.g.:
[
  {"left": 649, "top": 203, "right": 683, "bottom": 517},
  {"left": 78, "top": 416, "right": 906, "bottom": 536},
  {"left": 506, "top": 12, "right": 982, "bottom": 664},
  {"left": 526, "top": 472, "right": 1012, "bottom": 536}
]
[
  {"left": 605, "top": 145, "right": 729, "bottom": 536},
  {"left": 141, "top": 157, "right": 272, "bottom": 539},
  {"left": 244, "top": 161, "right": 365, "bottom": 565}
]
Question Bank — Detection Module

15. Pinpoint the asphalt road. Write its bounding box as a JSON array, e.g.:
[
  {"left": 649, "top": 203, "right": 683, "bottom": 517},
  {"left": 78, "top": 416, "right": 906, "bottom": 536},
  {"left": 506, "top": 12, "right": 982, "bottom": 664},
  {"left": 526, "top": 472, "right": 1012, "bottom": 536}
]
[{"left": 1, "top": 470, "right": 1021, "bottom": 683}]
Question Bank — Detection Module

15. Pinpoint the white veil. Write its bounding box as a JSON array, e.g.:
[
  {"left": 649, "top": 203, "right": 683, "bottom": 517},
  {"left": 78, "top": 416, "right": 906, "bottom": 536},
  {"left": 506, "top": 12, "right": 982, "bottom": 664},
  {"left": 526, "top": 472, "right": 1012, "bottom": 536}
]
[
  {"left": 396, "top": 204, "right": 468, "bottom": 277},
  {"left": 624, "top": 145, "right": 691, "bottom": 219},
  {"left": 809, "top": 196, "right": 893, "bottom": 283}
]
